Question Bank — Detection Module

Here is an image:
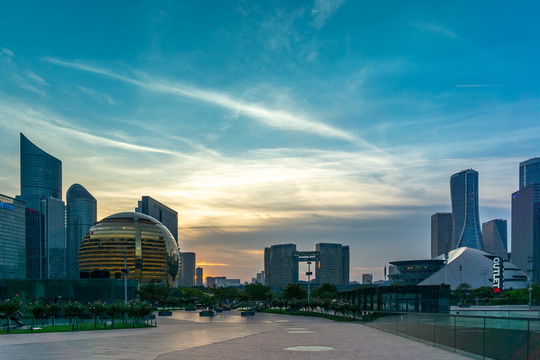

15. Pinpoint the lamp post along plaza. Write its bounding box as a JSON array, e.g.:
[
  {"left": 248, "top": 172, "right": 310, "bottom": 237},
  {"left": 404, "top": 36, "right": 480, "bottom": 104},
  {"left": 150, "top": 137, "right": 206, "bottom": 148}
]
[{"left": 307, "top": 261, "right": 312, "bottom": 304}]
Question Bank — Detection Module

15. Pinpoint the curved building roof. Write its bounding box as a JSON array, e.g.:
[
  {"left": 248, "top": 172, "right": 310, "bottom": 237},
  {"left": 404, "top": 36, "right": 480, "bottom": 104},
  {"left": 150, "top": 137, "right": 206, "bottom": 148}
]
[
  {"left": 20, "top": 133, "right": 62, "bottom": 199},
  {"left": 66, "top": 184, "right": 96, "bottom": 201},
  {"left": 419, "top": 247, "right": 527, "bottom": 290},
  {"left": 79, "top": 212, "right": 179, "bottom": 286}
]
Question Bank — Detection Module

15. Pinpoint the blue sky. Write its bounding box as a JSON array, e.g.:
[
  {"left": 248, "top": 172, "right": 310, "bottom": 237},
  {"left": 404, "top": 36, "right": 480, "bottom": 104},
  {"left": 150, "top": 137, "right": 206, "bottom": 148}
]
[{"left": 1, "top": 1, "right": 539, "bottom": 282}]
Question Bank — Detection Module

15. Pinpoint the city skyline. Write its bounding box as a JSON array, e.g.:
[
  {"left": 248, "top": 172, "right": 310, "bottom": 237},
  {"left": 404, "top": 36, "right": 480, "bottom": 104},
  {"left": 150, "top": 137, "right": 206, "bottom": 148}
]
[{"left": 1, "top": 2, "right": 540, "bottom": 282}]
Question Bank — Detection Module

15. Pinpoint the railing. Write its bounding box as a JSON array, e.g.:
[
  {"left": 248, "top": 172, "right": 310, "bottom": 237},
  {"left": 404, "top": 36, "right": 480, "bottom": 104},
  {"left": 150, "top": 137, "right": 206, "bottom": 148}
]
[{"left": 365, "top": 312, "right": 539, "bottom": 360}]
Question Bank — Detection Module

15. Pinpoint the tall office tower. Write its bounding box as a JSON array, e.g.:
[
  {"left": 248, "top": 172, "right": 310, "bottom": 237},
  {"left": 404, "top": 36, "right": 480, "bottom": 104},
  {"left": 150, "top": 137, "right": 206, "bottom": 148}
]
[
  {"left": 256, "top": 271, "right": 265, "bottom": 285},
  {"left": 16, "top": 134, "right": 66, "bottom": 279},
  {"left": 264, "top": 244, "right": 298, "bottom": 288},
  {"left": 342, "top": 245, "right": 350, "bottom": 285},
  {"left": 362, "top": 273, "right": 373, "bottom": 285},
  {"left": 431, "top": 213, "right": 453, "bottom": 258},
  {"left": 315, "top": 243, "right": 350, "bottom": 286},
  {"left": 179, "top": 252, "right": 196, "bottom": 286},
  {"left": 511, "top": 184, "right": 540, "bottom": 282},
  {"left": 66, "top": 184, "right": 97, "bottom": 279},
  {"left": 0, "top": 194, "right": 26, "bottom": 279},
  {"left": 482, "top": 219, "right": 508, "bottom": 260},
  {"left": 519, "top": 157, "right": 540, "bottom": 190},
  {"left": 195, "top": 267, "right": 203, "bottom": 286},
  {"left": 135, "top": 196, "right": 178, "bottom": 244},
  {"left": 450, "top": 169, "right": 483, "bottom": 250}
]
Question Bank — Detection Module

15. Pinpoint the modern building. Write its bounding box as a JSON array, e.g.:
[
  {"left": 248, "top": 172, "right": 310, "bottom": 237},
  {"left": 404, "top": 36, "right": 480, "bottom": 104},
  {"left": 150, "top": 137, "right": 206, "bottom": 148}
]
[
  {"left": 179, "top": 252, "right": 196, "bottom": 287},
  {"left": 195, "top": 267, "right": 203, "bottom": 286},
  {"left": 0, "top": 194, "right": 26, "bottom": 279},
  {"left": 216, "top": 278, "right": 241, "bottom": 287},
  {"left": 256, "top": 271, "right": 265, "bottom": 285},
  {"left": 264, "top": 244, "right": 298, "bottom": 288},
  {"left": 362, "top": 273, "right": 373, "bottom": 285},
  {"left": 19, "top": 133, "right": 62, "bottom": 201},
  {"left": 519, "top": 157, "right": 540, "bottom": 190},
  {"left": 450, "top": 169, "right": 482, "bottom": 250},
  {"left": 78, "top": 212, "right": 180, "bottom": 286},
  {"left": 389, "top": 247, "right": 527, "bottom": 290},
  {"left": 482, "top": 219, "right": 508, "bottom": 260},
  {"left": 66, "top": 184, "right": 97, "bottom": 279},
  {"left": 316, "top": 243, "right": 349, "bottom": 286},
  {"left": 431, "top": 212, "right": 453, "bottom": 258},
  {"left": 511, "top": 184, "right": 540, "bottom": 282},
  {"left": 16, "top": 133, "right": 66, "bottom": 279},
  {"left": 135, "top": 196, "right": 178, "bottom": 244},
  {"left": 205, "top": 276, "right": 226, "bottom": 288}
]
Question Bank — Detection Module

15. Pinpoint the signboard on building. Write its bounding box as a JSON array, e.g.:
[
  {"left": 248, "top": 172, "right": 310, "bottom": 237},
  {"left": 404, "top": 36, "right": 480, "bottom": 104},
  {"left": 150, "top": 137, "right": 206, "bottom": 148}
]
[{"left": 492, "top": 256, "right": 504, "bottom": 295}]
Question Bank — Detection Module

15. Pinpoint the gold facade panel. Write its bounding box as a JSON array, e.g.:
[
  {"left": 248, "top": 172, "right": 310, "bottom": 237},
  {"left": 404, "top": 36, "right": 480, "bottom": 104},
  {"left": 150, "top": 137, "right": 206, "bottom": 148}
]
[{"left": 79, "top": 212, "right": 179, "bottom": 286}]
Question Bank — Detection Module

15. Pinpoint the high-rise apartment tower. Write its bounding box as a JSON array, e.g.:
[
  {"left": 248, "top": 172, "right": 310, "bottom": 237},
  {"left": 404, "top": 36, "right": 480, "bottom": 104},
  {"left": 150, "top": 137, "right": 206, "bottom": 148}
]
[
  {"left": 66, "top": 184, "right": 97, "bottom": 278},
  {"left": 482, "top": 219, "right": 508, "bottom": 260},
  {"left": 450, "top": 169, "right": 482, "bottom": 250},
  {"left": 519, "top": 157, "right": 540, "bottom": 190},
  {"left": 431, "top": 212, "right": 453, "bottom": 258},
  {"left": 16, "top": 134, "right": 66, "bottom": 279}
]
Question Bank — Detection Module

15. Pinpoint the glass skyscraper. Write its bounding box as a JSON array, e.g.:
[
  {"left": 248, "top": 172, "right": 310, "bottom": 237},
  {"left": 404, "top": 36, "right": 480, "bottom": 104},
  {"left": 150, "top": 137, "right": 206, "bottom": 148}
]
[
  {"left": 481, "top": 219, "right": 508, "bottom": 260},
  {"left": 66, "top": 184, "right": 97, "bottom": 279},
  {"left": 512, "top": 184, "right": 540, "bottom": 282},
  {"left": 431, "top": 212, "right": 453, "bottom": 258},
  {"left": 315, "top": 243, "right": 350, "bottom": 285},
  {"left": 179, "top": 252, "right": 195, "bottom": 286},
  {"left": 16, "top": 133, "right": 66, "bottom": 279},
  {"left": 520, "top": 157, "right": 540, "bottom": 190},
  {"left": 0, "top": 194, "right": 26, "bottom": 279},
  {"left": 135, "top": 196, "right": 178, "bottom": 245},
  {"left": 450, "top": 169, "right": 482, "bottom": 250},
  {"left": 264, "top": 244, "right": 298, "bottom": 288}
]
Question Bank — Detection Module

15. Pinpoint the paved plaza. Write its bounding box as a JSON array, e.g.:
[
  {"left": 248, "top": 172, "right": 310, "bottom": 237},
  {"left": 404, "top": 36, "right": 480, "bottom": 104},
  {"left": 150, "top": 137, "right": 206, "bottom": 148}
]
[{"left": 0, "top": 311, "right": 471, "bottom": 359}]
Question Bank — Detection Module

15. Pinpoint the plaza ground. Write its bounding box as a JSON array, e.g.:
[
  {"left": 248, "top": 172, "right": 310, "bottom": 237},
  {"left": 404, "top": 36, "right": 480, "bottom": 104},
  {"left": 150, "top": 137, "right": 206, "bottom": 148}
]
[{"left": 0, "top": 311, "right": 472, "bottom": 359}]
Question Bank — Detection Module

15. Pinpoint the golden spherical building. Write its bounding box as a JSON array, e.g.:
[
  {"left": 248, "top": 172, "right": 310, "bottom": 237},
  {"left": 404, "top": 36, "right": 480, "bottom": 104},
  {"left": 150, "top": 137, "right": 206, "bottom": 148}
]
[{"left": 79, "top": 212, "right": 179, "bottom": 286}]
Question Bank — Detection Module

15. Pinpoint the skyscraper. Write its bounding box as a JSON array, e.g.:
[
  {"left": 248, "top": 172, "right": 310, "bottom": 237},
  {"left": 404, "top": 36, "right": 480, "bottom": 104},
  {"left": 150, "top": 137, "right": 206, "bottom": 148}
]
[
  {"left": 519, "top": 157, "right": 540, "bottom": 190},
  {"left": 195, "top": 267, "right": 203, "bottom": 286},
  {"left": 482, "top": 219, "right": 508, "bottom": 260},
  {"left": 431, "top": 212, "right": 453, "bottom": 258},
  {"left": 135, "top": 196, "right": 178, "bottom": 244},
  {"left": 179, "top": 252, "right": 195, "bottom": 287},
  {"left": 264, "top": 244, "right": 298, "bottom": 288},
  {"left": 19, "top": 133, "right": 62, "bottom": 201},
  {"left": 66, "top": 184, "right": 97, "bottom": 279},
  {"left": 16, "top": 134, "right": 66, "bottom": 279},
  {"left": 511, "top": 184, "right": 540, "bottom": 282},
  {"left": 450, "top": 169, "right": 482, "bottom": 250},
  {"left": 0, "top": 194, "right": 26, "bottom": 279},
  {"left": 315, "top": 243, "right": 349, "bottom": 285}
]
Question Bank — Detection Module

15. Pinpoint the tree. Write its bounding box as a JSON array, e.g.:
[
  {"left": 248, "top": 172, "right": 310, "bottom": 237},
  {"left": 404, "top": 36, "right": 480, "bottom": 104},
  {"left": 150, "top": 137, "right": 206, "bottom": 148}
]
[
  {"left": 243, "top": 283, "right": 272, "bottom": 301},
  {"left": 282, "top": 284, "right": 307, "bottom": 300},
  {"left": 312, "top": 283, "right": 338, "bottom": 299},
  {"left": 453, "top": 283, "right": 472, "bottom": 303}
]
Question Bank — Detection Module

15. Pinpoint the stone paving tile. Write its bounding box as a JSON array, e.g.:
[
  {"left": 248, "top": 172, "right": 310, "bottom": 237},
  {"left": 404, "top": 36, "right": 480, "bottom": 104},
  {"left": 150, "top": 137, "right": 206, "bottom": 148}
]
[
  {"left": 156, "top": 314, "right": 471, "bottom": 360},
  {"left": 0, "top": 312, "right": 471, "bottom": 360}
]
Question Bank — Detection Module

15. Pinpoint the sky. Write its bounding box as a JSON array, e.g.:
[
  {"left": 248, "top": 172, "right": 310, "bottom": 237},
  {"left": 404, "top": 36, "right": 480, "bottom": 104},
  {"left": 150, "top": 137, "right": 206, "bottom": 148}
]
[{"left": 0, "top": 1, "right": 539, "bottom": 283}]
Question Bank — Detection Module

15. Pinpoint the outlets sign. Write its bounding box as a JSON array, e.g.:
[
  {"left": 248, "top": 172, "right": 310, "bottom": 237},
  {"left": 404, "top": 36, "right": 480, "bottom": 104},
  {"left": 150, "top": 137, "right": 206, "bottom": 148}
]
[{"left": 492, "top": 257, "right": 504, "bottom": 294}]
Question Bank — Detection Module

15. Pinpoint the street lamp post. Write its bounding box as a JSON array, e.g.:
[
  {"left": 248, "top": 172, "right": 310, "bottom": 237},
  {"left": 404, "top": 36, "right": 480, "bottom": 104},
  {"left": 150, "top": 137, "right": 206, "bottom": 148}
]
[
  {"left": 459, "top": 265, "right": 463, "bottom": 304},
  {"left": 528, "top": 256, "right": 534, "bottom": 310},
  {"left": 123, "top": 247, "right": 128, "bottom": 303},
  {"left": 306, "top": 261, "right": 312, "bottom": 305}
]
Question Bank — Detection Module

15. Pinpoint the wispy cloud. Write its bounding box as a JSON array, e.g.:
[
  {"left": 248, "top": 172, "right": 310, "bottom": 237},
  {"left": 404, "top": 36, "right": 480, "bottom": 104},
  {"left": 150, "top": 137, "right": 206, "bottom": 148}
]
[
  {"left": 454, "top": 84, "right": 506, "bottom": 88},
  {"left": 42, "top": 57, "right": 386, "bottom": 148},
  {"left": 412, "top": 22, "right": 459, "bottom": 39},
  {"left": 1, "top": 48, "right": 14, "bottom": 57},
  {"left": 311, "top": 0, "right": 346, "bottom": 30},
  {"left": 77, "top": 85, "right": 116, "bottom": 105}
]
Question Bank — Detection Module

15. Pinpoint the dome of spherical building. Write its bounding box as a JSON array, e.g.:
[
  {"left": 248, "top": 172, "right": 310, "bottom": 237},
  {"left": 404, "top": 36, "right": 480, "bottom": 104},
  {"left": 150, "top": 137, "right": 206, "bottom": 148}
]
[{"left": 79, "top": 212, "right": 179, "bottom": 286}]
